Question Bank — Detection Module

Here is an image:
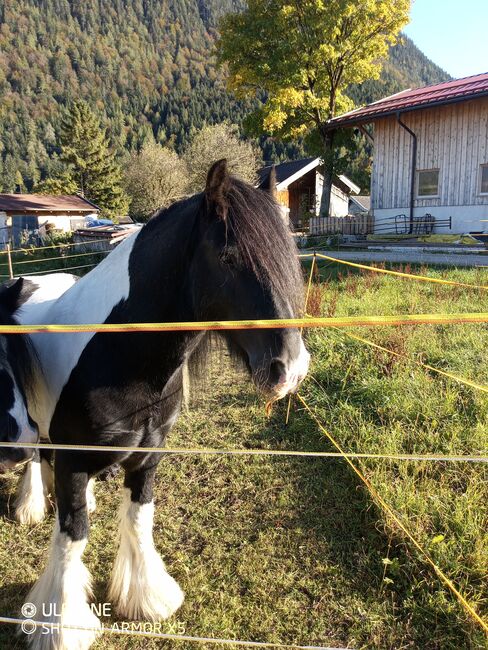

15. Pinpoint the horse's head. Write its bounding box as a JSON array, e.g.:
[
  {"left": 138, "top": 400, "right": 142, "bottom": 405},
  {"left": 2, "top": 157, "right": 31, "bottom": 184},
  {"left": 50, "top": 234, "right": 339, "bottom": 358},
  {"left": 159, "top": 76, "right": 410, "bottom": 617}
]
[
  {"left": 189, "top": 159, "right": 310, "bottom": 399},
  {"left": 0, "top": 278, "right": 38, "bottom": 472}
]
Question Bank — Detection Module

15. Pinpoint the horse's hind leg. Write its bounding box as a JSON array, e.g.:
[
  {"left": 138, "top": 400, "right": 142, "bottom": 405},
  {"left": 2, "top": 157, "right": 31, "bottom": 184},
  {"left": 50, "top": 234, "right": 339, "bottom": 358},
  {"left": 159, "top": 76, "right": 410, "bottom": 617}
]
[
  {"left": 22, "top": 457, "right": 101, "bottom": 650},
  {"left": 108, "top": 460, "right": 184, "bottom": 621},
  {"left": 14, "top": 450, "right": 54, "bottom": 524}
]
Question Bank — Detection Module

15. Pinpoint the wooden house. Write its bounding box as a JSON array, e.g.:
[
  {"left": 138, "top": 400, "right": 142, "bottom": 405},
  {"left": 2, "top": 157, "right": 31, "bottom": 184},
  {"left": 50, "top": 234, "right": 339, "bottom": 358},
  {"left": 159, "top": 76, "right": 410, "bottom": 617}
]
[
  {"left": 257, "top": 158, "right": 360, "bottom": 229},
  {"left": 327, "top": 73, "right": 488, "bottom": 235},
  {"left": 0, "top": 194, "right": 100, "bottom": 248}
]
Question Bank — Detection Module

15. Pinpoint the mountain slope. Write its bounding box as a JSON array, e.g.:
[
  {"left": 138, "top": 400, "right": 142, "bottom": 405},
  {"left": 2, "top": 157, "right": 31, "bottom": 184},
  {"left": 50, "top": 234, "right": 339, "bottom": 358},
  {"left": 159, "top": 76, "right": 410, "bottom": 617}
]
[{"left": 0, "top": 1, "right": 449, "bottom": 191}]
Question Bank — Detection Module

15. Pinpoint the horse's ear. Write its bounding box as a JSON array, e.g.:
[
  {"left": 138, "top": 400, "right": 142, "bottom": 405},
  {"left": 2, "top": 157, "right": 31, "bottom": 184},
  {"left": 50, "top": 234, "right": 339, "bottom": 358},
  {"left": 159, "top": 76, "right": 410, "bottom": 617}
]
[
  {"left": 205, "top": 159, "right": 230, "bottom": 220},
  {"left": 262, "top": 165, "right": 277, "bottom": 200},
  {"left": 0, "top": 277, "right": 23, "bottom": 314}
]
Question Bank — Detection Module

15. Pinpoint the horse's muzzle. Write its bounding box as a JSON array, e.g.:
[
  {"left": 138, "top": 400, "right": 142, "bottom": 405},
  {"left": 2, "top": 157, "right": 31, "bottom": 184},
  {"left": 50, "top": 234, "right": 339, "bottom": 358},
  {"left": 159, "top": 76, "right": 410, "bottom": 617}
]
[{"left": 253, "top": 341, "right": 310, "bottom": 400}]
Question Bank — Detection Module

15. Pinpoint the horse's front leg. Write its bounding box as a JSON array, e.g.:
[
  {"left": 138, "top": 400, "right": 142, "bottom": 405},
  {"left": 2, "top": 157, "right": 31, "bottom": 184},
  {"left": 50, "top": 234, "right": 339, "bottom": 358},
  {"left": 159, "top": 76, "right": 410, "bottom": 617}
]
[
  {"left": 14, "top": 450, "right": 54, "bottom": 524},
  {"left": 22, "top": 455, "right": 101, "bottom": 650},
  {"left": 108, "top": 458, "right": 184, "bottom": 621}
]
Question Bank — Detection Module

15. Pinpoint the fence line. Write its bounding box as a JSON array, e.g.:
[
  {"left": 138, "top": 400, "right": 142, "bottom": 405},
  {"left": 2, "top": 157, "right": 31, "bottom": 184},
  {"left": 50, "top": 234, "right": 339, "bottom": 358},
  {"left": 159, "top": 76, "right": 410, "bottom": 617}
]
[
  {"left": 299, "top": 252, "right": 488, "bottom": 290},
  {"left": 21, "top": 263, "right": 99, "bottom": 276},
  {"left": 1, "top": 312, "right": 487, "bottom": 335},
  {"left": 0, "top": 239, "right": 113, "bottom": 255},
  {"left": 0, "top": 440, "right": 485, "bottom": 463},
  {"left": 0, "top": 616, "right": 347, "bottom": 650},
  {"left": 296, "top": 393, "right": 488, "bottom": 635},
  {"left": 0, "top": 249, "right": 110, "bottom": 267},
  {"left": 1, "top": 243, "right": 486, "bottom": 642}
]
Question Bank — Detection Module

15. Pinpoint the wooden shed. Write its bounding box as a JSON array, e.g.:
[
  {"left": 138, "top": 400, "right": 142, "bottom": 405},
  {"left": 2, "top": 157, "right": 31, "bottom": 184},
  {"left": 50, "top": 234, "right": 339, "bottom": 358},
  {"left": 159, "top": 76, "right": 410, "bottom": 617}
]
[
  {"left": 258, "top": 158, "right": 360, "bottom": 230},
  {"left": 0, "top": 194, "right": 100, "bottom": 248},
  {"left": 327, "top": 73, "right": 488, "bottom": 234}
]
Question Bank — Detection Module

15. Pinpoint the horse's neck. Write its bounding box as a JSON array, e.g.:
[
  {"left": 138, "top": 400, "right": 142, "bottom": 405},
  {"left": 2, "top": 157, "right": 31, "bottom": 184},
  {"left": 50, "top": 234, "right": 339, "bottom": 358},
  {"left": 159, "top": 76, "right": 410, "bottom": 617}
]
[
  {"left": 122, "top": 202, "right": 199, "bottom": 322},
  {"left": 21, "top": 203, "right": 200, "bottom": 425}
]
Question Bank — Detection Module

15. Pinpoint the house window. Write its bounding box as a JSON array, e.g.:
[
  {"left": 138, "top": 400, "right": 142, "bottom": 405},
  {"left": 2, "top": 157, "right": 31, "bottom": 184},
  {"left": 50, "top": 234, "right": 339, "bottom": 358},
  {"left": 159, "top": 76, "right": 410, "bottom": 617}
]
[
  {"left": 481, "top": 164, "right": 488, "bottom": 195},
  {"left": 417, "top": 169, "right": 439, "bottom": 197}
]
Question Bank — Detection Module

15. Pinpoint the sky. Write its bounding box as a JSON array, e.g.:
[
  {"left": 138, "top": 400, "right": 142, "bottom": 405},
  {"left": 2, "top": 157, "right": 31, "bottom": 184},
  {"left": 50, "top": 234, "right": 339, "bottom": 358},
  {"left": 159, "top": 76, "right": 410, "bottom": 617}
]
[{"left": 403, "top": 0, "right": 488, "bottom": 79}]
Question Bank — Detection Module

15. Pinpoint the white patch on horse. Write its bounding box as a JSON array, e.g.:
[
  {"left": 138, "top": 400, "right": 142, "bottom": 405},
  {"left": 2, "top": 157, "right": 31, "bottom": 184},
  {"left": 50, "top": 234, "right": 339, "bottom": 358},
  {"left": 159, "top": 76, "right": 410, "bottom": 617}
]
[
  {"left": 14, "top": 458, "right": 53, "bottom": 524},
  {"left": 23, "top": 516, "right": 101, "bottom": 650},
  {"left": 271, "top": 337, "right": 310, "bottom": 400},
  {"left": 108, "top": 488, "right": 184, "bottom": 621},
  {"left": 17, "top": 233, "right": 139, "bottom": 429},
  {"left": 19, "top": 274, "right": 78, "bottom": 310},
  {"left": 86, "top": 478, "right": 96, "bottom": 514},
  {"left": 8, "top": 381, "right": 38, "bottom": 444}
]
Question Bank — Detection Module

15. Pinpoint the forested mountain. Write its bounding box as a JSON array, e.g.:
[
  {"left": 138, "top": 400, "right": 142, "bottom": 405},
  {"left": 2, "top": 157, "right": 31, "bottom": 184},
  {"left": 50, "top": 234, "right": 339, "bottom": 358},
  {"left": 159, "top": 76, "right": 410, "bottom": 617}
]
[{"left": 0, "top": 0, "right": 449, "bottom": 192}]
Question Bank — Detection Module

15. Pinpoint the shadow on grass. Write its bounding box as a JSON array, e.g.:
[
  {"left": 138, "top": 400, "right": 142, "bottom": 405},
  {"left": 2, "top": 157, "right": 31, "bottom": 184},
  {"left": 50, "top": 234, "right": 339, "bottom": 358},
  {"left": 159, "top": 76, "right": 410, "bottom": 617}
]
[{"left": 257, "top": 400, "right": 483, "bottom": 649}]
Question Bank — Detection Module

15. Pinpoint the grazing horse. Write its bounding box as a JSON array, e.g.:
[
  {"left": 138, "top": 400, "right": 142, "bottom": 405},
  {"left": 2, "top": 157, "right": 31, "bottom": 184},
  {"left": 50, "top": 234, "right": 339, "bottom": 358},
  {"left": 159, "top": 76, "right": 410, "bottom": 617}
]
[
  {"left": 0, "top": 279, "right": 39, "bottom": 475},
  {"left": 0, "top": 274, "right": 77, "bottom": 524},
  {"left": 14, "top": 160, "right": 309, "bottom": 650}
]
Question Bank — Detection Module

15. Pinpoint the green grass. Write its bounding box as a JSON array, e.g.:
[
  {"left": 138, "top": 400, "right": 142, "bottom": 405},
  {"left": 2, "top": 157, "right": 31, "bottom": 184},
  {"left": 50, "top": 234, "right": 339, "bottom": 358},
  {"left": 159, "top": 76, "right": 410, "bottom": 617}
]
[{"left": 0, "top": 262, "right": 487, "bottom": 649}]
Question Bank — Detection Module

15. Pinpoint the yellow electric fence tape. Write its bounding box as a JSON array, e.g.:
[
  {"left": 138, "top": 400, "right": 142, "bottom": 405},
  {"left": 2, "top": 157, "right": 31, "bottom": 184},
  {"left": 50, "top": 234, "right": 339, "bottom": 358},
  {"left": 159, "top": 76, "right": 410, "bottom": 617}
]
[
  {"left": 329, "top": 327, "right": 488, "bottom": 394},
  {"left": 286, "top": 253, "right": 317, "bottom": 424},
  {"left": 296, "top": 393, "right": 488, "bottom": 636},
  {"left": 299, "top": 252, "right": 488, "bottom": 290},
  {"left": 1, "top": 312, "right": 488, "bottom": 335}
]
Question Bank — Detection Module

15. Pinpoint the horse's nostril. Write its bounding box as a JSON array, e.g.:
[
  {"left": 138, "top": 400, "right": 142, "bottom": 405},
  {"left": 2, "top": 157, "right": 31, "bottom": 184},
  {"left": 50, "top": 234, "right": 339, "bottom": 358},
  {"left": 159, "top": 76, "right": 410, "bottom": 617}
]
[{"left": 269, "top": 359, "right": 287, "bottom": 386}]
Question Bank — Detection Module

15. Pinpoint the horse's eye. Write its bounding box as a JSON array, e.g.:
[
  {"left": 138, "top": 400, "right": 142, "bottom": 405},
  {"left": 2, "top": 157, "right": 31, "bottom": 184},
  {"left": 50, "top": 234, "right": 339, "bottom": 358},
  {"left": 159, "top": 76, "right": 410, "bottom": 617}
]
[{"left": 220, "top": 249, "right": 239, "bottom": 267}]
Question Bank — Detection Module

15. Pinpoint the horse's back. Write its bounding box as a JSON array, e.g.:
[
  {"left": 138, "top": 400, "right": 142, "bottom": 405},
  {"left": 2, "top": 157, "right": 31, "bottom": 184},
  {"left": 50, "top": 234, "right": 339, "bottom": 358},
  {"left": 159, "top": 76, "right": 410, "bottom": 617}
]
[{"left": 15, "top": 273, "right": 79, "bottom": 320}]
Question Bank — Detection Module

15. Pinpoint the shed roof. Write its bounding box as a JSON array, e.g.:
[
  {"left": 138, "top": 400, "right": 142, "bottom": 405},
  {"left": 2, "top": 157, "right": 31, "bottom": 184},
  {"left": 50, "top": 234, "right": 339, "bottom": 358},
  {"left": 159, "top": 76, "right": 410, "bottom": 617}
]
[
  {"left": 0, "top": 194, "right": 100, "bottom": 213},
  {"left": 327, "top": 72, "right": 488, "bottom": 128},
  {"left": 258, "top": 157, "right": 318, "bottom": 187},
  {"left": 349, "top": 195, "right": 371, "bottom": 211},
  {"left": 258, "top": 158, "right": 359, "bottom": 194}
]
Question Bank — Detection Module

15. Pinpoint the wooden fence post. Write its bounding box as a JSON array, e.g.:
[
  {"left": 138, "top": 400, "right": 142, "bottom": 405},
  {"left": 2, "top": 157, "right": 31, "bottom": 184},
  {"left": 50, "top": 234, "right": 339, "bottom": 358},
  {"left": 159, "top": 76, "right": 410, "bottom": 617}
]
[{"left": 6, "top": 243, "right": 13, "bottom": 279}]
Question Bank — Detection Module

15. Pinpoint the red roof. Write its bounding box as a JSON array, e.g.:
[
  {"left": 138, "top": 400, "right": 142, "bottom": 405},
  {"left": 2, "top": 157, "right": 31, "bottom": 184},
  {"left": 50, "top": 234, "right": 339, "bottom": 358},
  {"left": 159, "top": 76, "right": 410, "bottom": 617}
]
[
  {"left": 328, "top": 72, "right": 488, "bottom": 128},
  {"left": 0, "top": 194, "right": 99, "bottom": 213}
]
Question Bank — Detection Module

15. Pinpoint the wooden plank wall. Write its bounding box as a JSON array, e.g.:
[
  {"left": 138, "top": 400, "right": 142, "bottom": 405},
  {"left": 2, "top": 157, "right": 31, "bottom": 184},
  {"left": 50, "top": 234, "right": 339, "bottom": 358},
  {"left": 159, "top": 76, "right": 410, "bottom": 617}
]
[
  {"left": 309, "top": 214, "right": 373, "bottom": 235},
  {"left": 371, "top": 97, "right": 488, "bottom": 210}
]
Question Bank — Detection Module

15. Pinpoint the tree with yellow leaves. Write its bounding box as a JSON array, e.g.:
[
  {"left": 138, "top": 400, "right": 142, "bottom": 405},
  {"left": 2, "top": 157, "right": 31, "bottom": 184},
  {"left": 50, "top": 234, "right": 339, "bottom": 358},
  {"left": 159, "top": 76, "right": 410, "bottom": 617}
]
[{"left": 217, "top": 0, "right": 411, "bottom": 215}]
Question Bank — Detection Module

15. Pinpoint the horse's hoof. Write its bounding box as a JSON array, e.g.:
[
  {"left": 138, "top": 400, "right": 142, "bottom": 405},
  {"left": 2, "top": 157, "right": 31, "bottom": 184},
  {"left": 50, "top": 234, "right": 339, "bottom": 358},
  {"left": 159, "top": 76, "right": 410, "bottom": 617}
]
[
  {"left": 109, "top": 548, "right": 184, "bottom": 621},
  {"left": 14, "top": 494, "right": 51, "bottom": 525},
  {"left": 20, "top": 590, "right": 101, "bottom": 650}
]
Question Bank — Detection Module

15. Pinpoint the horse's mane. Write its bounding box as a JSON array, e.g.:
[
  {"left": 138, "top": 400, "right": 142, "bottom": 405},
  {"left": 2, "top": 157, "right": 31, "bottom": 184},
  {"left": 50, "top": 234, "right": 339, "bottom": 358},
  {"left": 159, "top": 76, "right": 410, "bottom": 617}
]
[
  {"left": 152, "top": 177, "right": 304, "bottom": 313},
  {"left": 224, "top": 178, "right": 304, "bottom": 314}
]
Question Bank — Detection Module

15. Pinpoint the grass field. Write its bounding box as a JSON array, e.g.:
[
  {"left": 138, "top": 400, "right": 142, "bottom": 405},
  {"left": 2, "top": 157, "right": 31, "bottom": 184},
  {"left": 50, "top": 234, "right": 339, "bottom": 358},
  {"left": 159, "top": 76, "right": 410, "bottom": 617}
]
[{"left": 0, "top": 261, "right": 487, "bottom": 649}]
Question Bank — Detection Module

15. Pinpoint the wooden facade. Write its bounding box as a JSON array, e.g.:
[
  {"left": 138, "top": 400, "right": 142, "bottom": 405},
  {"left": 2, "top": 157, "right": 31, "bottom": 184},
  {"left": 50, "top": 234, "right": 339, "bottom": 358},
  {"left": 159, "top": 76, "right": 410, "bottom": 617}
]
[
  {"left": 310, "top": 213, "right": 373, "bottom": 236},
  {"left": 371, "top": 97, "right": 488, "bottom": 232}
]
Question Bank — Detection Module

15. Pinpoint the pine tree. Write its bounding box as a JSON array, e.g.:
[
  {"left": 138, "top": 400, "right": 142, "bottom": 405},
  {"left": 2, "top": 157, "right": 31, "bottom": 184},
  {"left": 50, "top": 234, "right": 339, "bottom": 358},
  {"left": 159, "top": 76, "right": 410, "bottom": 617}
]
[{"left": 58, "top": 100, "right": 129, "bottom": 217}]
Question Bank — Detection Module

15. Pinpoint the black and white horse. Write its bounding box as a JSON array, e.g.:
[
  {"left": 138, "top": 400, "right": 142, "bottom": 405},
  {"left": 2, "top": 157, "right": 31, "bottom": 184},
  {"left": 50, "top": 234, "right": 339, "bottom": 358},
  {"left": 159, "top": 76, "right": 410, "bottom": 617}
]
[
  {"left": 0, "top": 279, "right": 39, "bottom": 475},
  {"left": 10, "top": 160, "right": 309, "bottom": 650},
  {"left": 0, "top": 274, "right": 77, "bottom": 524}
]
